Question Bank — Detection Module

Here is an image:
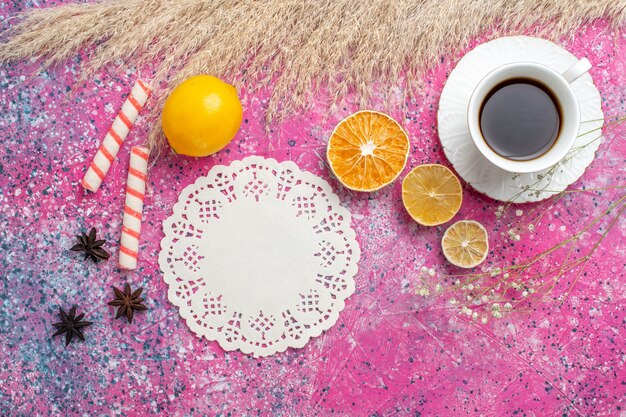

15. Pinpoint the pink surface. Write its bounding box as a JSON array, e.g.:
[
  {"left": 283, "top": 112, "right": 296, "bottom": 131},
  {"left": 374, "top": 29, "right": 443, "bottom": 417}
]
[{"left": 1, "top": 3, "right": 625, "bottom": 416}]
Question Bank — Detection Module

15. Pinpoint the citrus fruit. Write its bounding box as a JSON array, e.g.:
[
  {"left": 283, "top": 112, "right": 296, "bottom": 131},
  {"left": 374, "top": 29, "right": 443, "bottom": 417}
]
[
  {"left": 326, "top": 110, "right": 410, "bottom": 192},
  {"left": 442, "top": 220, "right": 489, "bottom": 268},
  {"left": 161, "top": 75, "right": 243, "bottom": 157},
  {"left": 401, "top": 164, "right": 462, "bottom": 226}
]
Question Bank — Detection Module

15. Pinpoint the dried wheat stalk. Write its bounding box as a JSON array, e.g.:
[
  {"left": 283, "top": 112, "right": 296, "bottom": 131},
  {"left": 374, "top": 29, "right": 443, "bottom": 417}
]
[{"left": 1, "top": 0, "right": 625, "bottom": 154}]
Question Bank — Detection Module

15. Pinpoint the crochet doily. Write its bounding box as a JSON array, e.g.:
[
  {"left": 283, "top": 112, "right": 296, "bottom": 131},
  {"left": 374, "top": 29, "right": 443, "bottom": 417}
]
[{"left": 159, "top": 156, "right": 360, "bottom": 357}]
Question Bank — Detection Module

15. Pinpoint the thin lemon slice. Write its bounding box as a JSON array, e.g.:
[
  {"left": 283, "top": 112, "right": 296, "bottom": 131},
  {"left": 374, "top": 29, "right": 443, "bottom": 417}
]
[
  {"left": 401, "top": 164, "right": 462, "bottom": 226},
  {"left": 442, "top": 220, "right": 489, "bottom": 268},
  {"left": 327, "top": 110, "right": 410, "bottom": 192}
]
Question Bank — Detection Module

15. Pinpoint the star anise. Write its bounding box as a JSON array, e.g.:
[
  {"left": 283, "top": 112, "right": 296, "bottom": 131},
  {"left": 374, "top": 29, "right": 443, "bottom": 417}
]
[
  {"left": 107, "top": 283, "right": 148, "bottom": 324},
  {"left": 70, "top": 227, "right": 110, "bottom": 262},
  {"left": 52, "top": 305, "right": 93, "bottom": 346}
]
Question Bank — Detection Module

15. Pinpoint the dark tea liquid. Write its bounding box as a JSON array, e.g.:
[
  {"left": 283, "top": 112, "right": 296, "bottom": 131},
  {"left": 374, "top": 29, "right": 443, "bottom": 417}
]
[{"left": 479, "top": 78, "right": 561, "bottom": 161}]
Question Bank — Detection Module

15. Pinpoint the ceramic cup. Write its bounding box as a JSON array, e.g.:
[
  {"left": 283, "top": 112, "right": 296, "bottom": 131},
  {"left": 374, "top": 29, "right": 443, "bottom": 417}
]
[{"left": 467, "top": 58, "right": 591, "bottom": 173}]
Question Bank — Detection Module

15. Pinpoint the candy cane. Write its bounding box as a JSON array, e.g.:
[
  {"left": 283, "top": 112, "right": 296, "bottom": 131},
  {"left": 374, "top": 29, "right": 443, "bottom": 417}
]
[
  {"left": 81, "top": 80, "right": 152, "bottom": 192},
  {"left": 119, "top": 146, "right": 150, "bottom": 270}
]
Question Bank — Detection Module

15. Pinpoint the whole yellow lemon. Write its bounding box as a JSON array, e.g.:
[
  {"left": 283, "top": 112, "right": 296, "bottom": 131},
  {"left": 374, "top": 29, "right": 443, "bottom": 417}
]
[{"left": 162, "top": 75, "right": 243, "bottom": 157}]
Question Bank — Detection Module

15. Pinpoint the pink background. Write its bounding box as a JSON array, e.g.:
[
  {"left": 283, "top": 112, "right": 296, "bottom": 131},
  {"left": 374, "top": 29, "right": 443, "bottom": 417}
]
[{"left": 1, "top": 2, "right": 625, "bottom": 416}]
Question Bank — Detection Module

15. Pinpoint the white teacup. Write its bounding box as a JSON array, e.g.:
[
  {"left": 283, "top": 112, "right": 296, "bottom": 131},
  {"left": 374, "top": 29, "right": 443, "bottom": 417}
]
[{"left": 467, "top": 58, "right": 591, "bottom": 173}]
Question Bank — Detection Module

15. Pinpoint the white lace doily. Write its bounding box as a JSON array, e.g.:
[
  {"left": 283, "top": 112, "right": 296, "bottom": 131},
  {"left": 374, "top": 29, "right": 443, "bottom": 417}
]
[{"left": 159, "top": 156, "right": 360, "bottom": 357}]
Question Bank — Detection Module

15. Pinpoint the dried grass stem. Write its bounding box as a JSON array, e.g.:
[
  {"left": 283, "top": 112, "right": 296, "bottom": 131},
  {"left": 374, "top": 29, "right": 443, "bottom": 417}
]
[{"left": 1, "top": 0, "right": 625, "bottom": 153}]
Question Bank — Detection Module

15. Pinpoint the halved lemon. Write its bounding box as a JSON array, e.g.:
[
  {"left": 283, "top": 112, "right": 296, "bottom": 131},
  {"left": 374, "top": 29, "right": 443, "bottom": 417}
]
[
  {"left": 401, "top": 164, "right": 462, "bottom": 226},
  {"left": 326, "top": 110, "right": 410, "bottom": 192},
  {"left": 442, "top": 220, "right": 489, "bottom": 268}
]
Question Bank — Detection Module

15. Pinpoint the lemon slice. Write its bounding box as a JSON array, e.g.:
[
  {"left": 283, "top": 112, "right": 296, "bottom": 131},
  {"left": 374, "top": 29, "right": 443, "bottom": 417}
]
[
  {"left": 327, "top": 111, "right": 410, "bottom": 192},
  {"left": 442, "top": 220, "right": 489, "bottom": 268},
  {"left": 401, "top": 164, "right": 462, "bottom": 226}
]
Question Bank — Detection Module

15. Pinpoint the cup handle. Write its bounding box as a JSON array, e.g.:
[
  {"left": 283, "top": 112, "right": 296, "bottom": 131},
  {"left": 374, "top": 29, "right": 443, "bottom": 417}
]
[{"left": 561, "top": 58, "right": 592, "bottom": 84}]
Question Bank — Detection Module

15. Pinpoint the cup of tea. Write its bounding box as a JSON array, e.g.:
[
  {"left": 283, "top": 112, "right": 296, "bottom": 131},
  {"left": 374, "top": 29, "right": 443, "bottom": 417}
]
[{"left": 467, "top": 58, "right": 591, "bottom": 173}]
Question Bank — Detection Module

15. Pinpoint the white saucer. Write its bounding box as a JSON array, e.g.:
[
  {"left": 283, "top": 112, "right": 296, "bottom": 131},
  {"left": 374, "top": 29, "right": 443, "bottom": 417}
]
[{"left": 438, "top": 36, "right": 603, "bottom": 203}]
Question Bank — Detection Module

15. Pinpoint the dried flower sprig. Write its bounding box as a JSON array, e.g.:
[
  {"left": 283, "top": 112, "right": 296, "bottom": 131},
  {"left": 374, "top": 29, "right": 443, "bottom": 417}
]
[
  {"left": 425, "top": 188, "right": 626, "bottom": 322},
  {"left": 418, "top": 115, "right": 626, "bottom": 321},
  {"left": 498, "top": 115, "right": 626, "bottom": 244},
  {"left": 502, "top": 115, "right": 626, "bottom": 206}
]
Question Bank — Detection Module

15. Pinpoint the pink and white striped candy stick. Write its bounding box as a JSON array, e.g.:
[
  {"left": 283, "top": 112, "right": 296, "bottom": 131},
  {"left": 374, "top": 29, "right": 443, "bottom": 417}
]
[
  {"left": 119, "top": 146, "right": 150, "bottom": 270},
  {"left": 81, "top": 80, "right": 152, "bottom": 192}
]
